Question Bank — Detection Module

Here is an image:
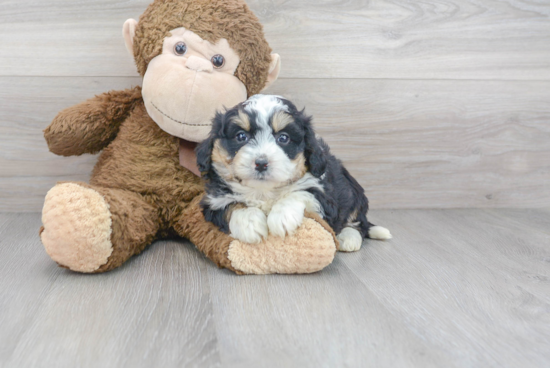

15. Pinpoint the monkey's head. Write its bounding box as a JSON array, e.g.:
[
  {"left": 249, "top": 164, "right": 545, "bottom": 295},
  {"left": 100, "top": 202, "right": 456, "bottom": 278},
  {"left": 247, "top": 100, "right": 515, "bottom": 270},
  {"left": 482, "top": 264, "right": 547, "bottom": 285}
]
[{"left": 123, "top": 0, "right": 281, "bottom": 142}]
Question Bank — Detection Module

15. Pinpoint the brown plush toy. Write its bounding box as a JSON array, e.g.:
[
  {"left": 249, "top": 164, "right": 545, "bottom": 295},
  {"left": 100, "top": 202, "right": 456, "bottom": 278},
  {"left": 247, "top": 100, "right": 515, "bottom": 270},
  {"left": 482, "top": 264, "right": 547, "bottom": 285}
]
[{"left": 40, "top": 0, "right": 338, "bottom": 275}]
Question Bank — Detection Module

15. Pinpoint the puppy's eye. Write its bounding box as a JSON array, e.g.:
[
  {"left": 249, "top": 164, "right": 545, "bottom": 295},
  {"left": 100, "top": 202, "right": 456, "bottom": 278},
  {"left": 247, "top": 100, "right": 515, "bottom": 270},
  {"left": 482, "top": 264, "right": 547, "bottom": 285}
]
[
  {"left": 211, "top": 55, "right": 225, "bottom": 68},
  {"left": 277, "top": 133, "right": 290, "bottom": 145},
  {"left": 236, "top": 132, "right": 249, "bottom": 143},
  {"left": 174, "top": 42, "right": 187, "bottom": 56}
]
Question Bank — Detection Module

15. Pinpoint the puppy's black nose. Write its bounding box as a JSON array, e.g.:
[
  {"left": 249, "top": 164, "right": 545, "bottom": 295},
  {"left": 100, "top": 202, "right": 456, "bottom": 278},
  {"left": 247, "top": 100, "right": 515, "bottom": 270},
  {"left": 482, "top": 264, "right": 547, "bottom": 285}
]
[{"left": 255, "top": 158, "right": 269, "bottom": 173}]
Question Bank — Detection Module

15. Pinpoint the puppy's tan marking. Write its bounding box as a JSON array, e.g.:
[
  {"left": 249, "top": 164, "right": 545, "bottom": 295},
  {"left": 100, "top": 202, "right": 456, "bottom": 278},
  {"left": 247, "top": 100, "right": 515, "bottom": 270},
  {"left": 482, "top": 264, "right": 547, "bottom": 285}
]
[
  {"left": 346, "top": 209, "right": 360, "bottom": 229},
  {"left": 271, "top": 111, "right": 294, "bottom": 132},
  {"left": 291, "top": 152, "right": 307, "bottom": 180},
  {"left": 232, "top": 110, "right": 251, "bottom": 131},
  {"left": 212, "top": 140, "right": 234, "bottom": 180},
  {"left": 212, "top": 140, "right": 231, "bottom": 165},
  {"left": 347, "top": 210, "right": 358, "bottom": 224}
]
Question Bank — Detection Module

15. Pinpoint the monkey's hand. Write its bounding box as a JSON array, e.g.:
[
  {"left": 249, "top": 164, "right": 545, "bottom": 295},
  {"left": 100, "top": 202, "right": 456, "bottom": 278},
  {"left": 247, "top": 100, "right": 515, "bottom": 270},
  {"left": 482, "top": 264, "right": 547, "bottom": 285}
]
[
  {"left": 229, "top": 207, "right": 268, "bottom": 244},
  {"left": 44, "top": 87, "right": 142, "bottom": 156}
]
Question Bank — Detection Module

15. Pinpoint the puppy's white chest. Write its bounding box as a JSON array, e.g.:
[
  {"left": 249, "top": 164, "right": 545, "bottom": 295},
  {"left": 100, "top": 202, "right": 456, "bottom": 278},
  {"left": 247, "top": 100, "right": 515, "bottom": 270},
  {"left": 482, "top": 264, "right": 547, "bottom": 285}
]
[
  {"left": 236, "top": 190, "right": 283, "bottom": 214},
  {"left": 230, "top": 173, "right": 325, "bottom": 215},
  {"left": 238, "top": 188, "right": 322, "bottom": 220}
]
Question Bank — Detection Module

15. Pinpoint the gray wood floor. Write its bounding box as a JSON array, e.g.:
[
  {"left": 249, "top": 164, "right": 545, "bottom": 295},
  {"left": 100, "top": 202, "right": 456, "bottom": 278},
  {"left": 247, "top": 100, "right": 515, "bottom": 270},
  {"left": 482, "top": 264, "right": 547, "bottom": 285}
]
[{"left": 1, "top": 209, "right": 549, "bottom": 368}]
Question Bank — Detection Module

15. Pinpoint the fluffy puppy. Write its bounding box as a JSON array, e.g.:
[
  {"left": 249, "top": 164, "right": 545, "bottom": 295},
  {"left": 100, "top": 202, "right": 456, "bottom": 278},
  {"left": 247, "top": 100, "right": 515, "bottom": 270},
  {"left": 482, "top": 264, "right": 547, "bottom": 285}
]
[{"left": 196, "top": 95, "right": 391, "bottom": 251}]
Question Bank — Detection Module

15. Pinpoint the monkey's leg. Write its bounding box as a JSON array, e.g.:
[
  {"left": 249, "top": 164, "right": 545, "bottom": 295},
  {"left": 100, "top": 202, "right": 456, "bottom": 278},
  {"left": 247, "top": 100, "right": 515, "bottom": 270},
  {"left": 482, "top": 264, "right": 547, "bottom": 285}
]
[
  {"left": 175, "top": 196, "right": 338, "bottom": 275},
  {"left": 40, "top": 182, "right": 160, "bottom": 273}
]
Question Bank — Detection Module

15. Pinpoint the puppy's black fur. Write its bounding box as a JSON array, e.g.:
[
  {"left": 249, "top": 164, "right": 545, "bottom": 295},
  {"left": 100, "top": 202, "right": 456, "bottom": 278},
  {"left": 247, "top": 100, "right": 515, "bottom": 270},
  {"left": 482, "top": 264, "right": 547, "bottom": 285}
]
[
  {"left": 305, "top": 139, "right": 376, "bottom": 237},
  {"left": 196, "top": 97, "right": 377, "bottom": 239}
]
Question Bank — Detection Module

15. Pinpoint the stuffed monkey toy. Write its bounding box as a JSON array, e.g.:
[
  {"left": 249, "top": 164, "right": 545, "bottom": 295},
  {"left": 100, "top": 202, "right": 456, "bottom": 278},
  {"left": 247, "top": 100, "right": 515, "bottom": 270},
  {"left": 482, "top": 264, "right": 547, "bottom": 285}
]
[{"left": 40, "top": 0, "right": 338, "bottom": 275}]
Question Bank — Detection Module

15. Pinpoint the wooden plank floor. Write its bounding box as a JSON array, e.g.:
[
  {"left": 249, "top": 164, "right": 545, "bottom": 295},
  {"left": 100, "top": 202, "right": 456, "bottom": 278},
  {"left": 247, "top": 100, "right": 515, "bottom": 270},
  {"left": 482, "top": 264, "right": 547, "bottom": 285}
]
[{"left": 0, "top": 210, "right": 549, "bottom": 368}]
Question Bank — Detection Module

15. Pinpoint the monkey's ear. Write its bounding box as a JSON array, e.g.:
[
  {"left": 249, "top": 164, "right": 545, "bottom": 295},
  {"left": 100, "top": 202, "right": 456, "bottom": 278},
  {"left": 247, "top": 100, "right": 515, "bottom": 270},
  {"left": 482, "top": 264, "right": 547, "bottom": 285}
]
[
  {"left": 262, "top": 54, "right": 281, "bottom": 91},
  {"left": 123, "top": 19, "right": 138, "bottom": 57}
]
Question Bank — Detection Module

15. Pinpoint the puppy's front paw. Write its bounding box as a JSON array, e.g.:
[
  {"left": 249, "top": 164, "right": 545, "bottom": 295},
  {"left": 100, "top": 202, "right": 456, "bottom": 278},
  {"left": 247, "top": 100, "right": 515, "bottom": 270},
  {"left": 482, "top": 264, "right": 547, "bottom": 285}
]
[
  {"left": 267, "top": 202, "right": 305, "bottom": 238},
  {"left": 229, "top": 207, "right": 268, "bottom": 244}
]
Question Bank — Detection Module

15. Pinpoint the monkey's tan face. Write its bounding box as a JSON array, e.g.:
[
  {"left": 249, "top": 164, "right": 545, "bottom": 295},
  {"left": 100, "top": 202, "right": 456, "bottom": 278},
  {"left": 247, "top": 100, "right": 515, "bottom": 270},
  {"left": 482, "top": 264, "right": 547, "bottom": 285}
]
[{"left": 142, "top": 27, "right": 248, "bottom": 142}]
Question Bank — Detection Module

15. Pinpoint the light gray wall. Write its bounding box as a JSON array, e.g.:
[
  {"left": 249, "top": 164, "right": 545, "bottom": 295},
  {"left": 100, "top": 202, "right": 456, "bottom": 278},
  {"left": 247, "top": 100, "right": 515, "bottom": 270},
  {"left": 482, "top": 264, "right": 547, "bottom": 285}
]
[{"left": 1, "top": 0, "right": 549, "bottom": 211}]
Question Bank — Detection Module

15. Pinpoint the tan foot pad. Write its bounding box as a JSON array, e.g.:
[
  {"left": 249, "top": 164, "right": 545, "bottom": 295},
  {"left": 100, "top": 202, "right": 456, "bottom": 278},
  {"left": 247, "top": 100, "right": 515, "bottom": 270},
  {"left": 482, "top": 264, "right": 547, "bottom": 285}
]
[
  {"left": 41, "top": 183, "right": 113, "bottom": 273},
  {"left": 227, "top": 218, "right": 336, "bottom": 275}
]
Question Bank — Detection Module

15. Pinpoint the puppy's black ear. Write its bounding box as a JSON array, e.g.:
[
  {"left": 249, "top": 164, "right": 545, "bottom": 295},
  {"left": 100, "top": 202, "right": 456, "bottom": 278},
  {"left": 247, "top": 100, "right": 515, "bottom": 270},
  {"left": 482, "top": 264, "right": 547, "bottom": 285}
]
[
  {"left": 195, "top": 135, "right": 214, "bottom": 177},
  {"left": 196, "top": 111, "right": 224, "bottom": 177},
  {"left": 300, "top": 110, "right": 327, "bottom": 178}
]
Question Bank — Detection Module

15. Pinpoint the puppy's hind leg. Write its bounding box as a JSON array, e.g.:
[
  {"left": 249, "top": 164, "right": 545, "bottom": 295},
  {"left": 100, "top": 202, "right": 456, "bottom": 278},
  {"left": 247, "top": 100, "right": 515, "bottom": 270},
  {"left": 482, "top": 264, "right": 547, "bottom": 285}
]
[
  {"left": 337, "top": 223, "right": 392, "bottom": 252},
  {"left": 357, "top": 209, "right": 392, "bottom": 241},
  {"left": 337, "top": 227, "right": 363, "bottom": 252}
]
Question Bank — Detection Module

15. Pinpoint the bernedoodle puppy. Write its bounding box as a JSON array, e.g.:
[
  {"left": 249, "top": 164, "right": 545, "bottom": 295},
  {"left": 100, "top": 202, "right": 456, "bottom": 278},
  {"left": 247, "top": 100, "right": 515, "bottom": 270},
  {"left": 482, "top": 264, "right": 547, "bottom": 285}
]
[{"left": 196, "top": 95, "right": 391, "bottom": 252}]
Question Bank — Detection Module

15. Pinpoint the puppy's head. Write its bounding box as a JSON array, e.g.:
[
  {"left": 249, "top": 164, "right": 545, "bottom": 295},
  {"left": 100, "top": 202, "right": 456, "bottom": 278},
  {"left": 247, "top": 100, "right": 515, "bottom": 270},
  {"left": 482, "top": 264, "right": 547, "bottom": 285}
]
[{"left": 196, "top": 94, "right": 326, "bottom": 188}]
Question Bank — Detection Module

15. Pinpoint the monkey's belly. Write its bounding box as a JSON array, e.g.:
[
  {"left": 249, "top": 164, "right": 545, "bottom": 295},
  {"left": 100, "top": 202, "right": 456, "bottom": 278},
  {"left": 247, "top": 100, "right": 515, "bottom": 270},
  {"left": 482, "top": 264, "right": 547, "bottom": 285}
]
[{"left": 90, "top": 111, "right": 204, "bottom": 207}]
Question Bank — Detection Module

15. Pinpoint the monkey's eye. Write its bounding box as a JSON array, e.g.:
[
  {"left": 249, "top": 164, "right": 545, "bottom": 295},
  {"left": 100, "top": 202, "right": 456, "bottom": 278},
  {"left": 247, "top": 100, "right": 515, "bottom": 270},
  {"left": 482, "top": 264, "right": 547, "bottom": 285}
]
[
  {"left": 211, "top": 54, "right": 225, "bottom": 69},
  {"left": 235, "top": 131, "right": 249, "bottom": 143},
  {"left": 174, "top": 42, "right": 187, "bottom": 56},
  {"left": 277, "top": 133, "right": 290, "bottom": 145}
]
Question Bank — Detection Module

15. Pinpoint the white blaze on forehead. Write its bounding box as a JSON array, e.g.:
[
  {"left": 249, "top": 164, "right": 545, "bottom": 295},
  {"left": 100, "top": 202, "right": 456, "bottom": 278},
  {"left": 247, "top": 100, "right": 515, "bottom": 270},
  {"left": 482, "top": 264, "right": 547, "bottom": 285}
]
[
  {"left": 244, "top": 94, "right": 289, "bottom": 129},
  {"left": 241, "top": 95, "right": 289, "bottom": 165}
]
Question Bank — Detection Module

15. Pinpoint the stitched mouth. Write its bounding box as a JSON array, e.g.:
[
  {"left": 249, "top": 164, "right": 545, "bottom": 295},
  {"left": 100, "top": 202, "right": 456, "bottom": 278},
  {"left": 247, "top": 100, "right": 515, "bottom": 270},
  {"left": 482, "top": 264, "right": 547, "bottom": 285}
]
[{"left": 151, "top": 101, "right": 211, "bottom": 127}]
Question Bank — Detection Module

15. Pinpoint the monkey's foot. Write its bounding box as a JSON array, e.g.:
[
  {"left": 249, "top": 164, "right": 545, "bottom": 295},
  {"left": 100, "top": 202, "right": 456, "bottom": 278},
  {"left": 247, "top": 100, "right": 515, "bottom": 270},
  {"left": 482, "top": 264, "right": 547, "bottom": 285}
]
[{"left": 41, "top": 183, "right": 113, "bottom": 273}]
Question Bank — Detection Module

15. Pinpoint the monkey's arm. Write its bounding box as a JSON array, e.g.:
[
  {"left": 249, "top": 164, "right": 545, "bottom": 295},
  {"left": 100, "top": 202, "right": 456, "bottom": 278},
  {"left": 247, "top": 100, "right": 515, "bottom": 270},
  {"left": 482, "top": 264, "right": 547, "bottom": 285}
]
[
  {"left": 176, "top": 196, "right": 338, "bottom": 275},
  {"left": 44, "top": 87, "right": 142, "bottom": 156}
]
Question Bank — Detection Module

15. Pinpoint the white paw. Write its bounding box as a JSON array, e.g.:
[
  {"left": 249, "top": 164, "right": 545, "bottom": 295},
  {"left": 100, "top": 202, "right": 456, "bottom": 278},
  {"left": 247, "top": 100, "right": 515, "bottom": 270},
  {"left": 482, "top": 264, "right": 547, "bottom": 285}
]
[
  {"left": 337, "top": 227, "right": 363, "bottom": 252},
  {"left": 267, "top": 202, "right": 305, "bottom": 238},
  {"left": 229, "top": 207, "right": 268, "bottom": 244},
  {"left": 369, "top": 225, "right": 392, "bottom": 240}
]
